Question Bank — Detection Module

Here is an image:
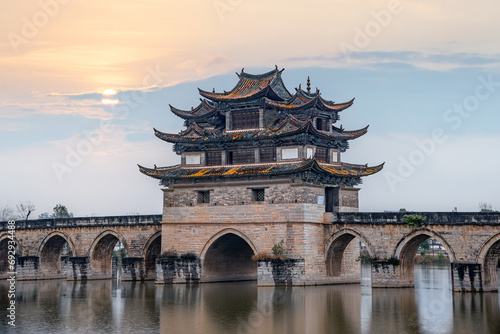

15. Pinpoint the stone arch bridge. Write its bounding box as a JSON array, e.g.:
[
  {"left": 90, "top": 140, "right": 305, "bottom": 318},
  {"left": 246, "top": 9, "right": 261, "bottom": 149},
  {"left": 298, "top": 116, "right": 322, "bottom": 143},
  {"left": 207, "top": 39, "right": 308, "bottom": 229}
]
[
  {"left": 0, "top": 215, "right": 162, "bottom": 281},
  {"left": 1, "top": 212, "right": 500, "bottom": 292}
]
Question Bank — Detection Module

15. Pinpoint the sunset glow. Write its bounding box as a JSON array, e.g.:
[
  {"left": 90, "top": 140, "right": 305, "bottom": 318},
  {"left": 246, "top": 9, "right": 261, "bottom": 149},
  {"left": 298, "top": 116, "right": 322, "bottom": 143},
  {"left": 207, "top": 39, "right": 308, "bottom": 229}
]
[
  {"left": 103, "top": 89, "right": 117, "bottom": 95},
  {"left": 101, "top": 98, "right": 119, "bottom": 105}
]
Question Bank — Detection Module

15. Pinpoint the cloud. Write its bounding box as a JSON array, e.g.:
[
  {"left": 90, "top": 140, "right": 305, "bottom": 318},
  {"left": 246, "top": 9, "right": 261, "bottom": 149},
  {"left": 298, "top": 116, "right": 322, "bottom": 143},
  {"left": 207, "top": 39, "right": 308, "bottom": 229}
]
[
  {"left": 284, "top": 51, "right": 500, "bottom": 72},
  {"left": 0, "top": 100, "right": 114, "bottom": 120}
]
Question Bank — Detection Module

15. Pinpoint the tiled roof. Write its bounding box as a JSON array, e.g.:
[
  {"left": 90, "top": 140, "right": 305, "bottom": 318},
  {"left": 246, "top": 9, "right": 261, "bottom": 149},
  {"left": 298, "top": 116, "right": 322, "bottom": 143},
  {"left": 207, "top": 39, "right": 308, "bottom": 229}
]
[
  {"left": 154, "top": 114, "right": 367, "bottom": 144},
  {"left": 169, "top": 100, "right": 216, "bottom": 119},
  {"left": 138, "top": 160, "right": 384, "bottom": 181},
  {"left": 198, "top": 67, "right": 292, "bottom": 102},
  {"left": 265, "top": 89, "right": 354, "bottom": 112}
]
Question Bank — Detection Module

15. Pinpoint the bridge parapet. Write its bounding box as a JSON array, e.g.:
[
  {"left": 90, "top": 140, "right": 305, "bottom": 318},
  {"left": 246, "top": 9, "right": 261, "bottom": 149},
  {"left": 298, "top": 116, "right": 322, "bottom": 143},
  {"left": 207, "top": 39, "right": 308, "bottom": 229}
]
[
  {"left": 326, "top": 212, "right": 500, "bottom": 225},
  {"left": 0, "top": 214, "right": 162, "bottom": 231}
]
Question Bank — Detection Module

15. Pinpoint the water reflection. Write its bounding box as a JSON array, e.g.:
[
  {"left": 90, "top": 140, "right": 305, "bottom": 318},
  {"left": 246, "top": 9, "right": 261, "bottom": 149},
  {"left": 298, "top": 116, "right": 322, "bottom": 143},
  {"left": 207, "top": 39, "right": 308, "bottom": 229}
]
[
  {"left": 1, "top": 265, "right": 500, "bottom": 334},
  {"left": 414, "top": 265, "right": 453, "bottom": 334}
]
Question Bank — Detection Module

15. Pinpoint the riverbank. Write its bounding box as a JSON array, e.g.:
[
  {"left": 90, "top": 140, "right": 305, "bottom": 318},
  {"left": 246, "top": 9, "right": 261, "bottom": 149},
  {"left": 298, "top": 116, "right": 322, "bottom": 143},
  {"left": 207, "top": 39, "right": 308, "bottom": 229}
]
[{"left": 415, "top": 253, "right": 449, "bottom": 264}]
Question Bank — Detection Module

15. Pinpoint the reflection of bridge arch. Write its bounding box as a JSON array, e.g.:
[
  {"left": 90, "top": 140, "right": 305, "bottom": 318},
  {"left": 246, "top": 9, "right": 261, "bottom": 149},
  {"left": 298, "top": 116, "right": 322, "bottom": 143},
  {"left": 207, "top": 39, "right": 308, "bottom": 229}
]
[
  {"left": 477, "top": 232, "right": 500, "bottom": 290},
  {"left": 143, "top": 230, "right": 161, "bottom": 279},
  {"left": 201, "top": 229, "right": 258, "bottom": 282},
  {"left": 89, "top": 229, "right": 128, "bottom": 278},
  {"left": 325, "top": 228, "right": 373, "bottom": 277},
  {"left": 394, "top": 228, "right": 455, "bottom": 279},
  {"left": 37, "top": 231, "right": 75, "bottom": 275}
]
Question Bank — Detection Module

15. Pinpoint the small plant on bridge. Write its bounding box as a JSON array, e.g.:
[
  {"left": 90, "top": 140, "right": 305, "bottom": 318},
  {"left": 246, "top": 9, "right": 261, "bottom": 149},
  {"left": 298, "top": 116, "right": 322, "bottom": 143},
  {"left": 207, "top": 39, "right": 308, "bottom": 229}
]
[
  {"left": 252, "top": 253, "right": 275, "bottom": 261},
  {"left": 272, "top": 240, "right": 285, "bottom": 258},
  {"left": 357, "top": 250, "right": 374, "bottom": 263},
  {"left": 253, "top": 240, "right": 286, "bottom": 261},
  {"left": 387, "top": 255, "right": 400, "bottom": 266},
  {"left": 180, "top": 252, "right": 198, "bottom": 259},
  {"left": 159, "top": 250, "right": 179, "bottom": 258},
  {"left": 402, "top": 214, "right": 427, "bottom": 227}
]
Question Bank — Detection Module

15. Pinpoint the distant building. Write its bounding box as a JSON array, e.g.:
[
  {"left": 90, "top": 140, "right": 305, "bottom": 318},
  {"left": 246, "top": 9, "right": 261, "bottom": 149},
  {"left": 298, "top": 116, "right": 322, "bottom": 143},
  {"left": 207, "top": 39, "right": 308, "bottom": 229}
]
[{"left": 139, "top": 67, "right": 383, "bottom": 212}]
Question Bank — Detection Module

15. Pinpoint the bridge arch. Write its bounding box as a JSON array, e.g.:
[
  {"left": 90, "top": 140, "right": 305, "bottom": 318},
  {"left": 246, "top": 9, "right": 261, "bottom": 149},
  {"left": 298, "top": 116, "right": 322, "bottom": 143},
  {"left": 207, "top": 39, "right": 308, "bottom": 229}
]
[
  {"left": 0, "top": 233, "right": 23, "bottom": 255},
  {"left": 89, "top": 229, "right": 129, "bottom": 278},
  {"left": 394, "top": 228, "right": 455, "bottom": 279},
  {"left": 325, "top": 228, "right": 373, "bottom": 277},
  {"left": 36, "top": 231, "right": 75, "bottom": 277},
  {"left": 37, "top": 231, "right": 76, "bottom": 258},
  {"left": 0, "top": 234, "right": 23, "bottom": 276},
  {"left": 201, "top": 228, "right": 258, "bottom": 282},
  {"left": 143, "top": 230, "right": 161, "bottom": 279},
  {"left": 476, "top": 233, "right": 500, "bottom": 290}
]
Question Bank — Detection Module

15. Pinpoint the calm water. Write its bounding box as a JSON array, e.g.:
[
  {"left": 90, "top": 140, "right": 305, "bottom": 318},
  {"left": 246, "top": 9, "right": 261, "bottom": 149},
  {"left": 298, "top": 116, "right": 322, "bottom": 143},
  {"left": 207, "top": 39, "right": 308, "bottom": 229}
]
[{"left": 1, "top": 265, "right": 499, "bottom": 334}]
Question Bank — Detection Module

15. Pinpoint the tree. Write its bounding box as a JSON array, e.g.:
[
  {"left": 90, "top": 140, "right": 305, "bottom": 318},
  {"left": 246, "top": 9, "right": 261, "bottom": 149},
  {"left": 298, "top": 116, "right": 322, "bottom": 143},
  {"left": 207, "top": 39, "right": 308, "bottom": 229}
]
[
  {"left": 479, "top": 202, "right": 494, "bottom": 212},
  {"left": 420, "top": 240, "right": 430, "bottom": 251},
  {"left": 1, "top": 204, "right": 15, "bottom": 221},
  {"left": 16, "top": 201, "right": 36, "bottom": 220},
  {"left": 38, "top": 212, "right": 50, "bottom": 219},
  {"left": 52, "top": 204, "right": 73, "bottom": 218}
]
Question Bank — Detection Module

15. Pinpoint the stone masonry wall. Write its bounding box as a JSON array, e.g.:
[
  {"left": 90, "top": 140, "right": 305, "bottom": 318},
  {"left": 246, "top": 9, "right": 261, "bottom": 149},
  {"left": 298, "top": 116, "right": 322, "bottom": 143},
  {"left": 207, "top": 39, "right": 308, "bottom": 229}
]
[
  {"left": 161, "top": 221, "right": 332, "bottom": 284},
  {"left": 163, "top": 203, "right": 325, "bottom": 224},
  {"left": 163, "top": 181, "right": 325, "bottom": 207},
  {"left": 156, "top": 258, "right": 201, "bottom": 283},
  {"left": 257, "top": 259, "right": 306, "bottom": 286}
]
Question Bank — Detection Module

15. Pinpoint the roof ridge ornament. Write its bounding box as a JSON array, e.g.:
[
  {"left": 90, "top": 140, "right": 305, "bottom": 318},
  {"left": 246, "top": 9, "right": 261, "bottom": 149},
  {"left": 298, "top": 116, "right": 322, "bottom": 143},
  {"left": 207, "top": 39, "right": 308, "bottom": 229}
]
[{"left": 307, "top": 76, "right": 311, "bottom": 93}]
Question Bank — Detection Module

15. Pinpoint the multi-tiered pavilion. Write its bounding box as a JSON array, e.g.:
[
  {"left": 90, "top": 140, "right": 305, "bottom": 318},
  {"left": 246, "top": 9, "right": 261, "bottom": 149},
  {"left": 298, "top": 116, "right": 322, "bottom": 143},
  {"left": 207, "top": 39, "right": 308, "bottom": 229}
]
[
  {"left": 140, "top": 67, "right": 382, "bottom": 211},
  {"left": 139, "top": 67, "right": 383, "bottom": 284}
]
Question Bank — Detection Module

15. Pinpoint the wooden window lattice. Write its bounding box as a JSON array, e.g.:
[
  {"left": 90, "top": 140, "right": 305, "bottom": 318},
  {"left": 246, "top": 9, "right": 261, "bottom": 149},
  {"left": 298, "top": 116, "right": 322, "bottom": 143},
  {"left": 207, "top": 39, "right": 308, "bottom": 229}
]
[
  {"left": 232, "top": 110, "right": 259, "bottom": 130},
  {"left": 316, "top": 118, "right": 328, "bottom": 131},
  {"left": 206, "top": 151, "right": 222, "bottom": 166},
  {"left": 315, "top": 148, "right": 328, "bottom": 163},
  {"left": 260, "top": 148, "right": 276, "bottom": 163},
  {"left": 230, "top": 150, "right": 255, "bottom": 164}
]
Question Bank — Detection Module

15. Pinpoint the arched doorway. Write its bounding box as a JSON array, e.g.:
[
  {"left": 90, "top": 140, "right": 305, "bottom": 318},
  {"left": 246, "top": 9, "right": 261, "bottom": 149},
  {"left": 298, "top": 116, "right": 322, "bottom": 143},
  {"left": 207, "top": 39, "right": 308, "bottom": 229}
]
[{"left": 202, "top": 232, "right": 257, "bottom": 282}]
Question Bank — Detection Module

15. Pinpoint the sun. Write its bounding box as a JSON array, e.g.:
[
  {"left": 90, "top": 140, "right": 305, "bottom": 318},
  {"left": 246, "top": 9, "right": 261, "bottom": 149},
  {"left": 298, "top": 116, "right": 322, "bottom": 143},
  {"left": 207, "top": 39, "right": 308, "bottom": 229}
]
[
  {"left": 102, "top": 89, "right": 119, "bottom": 105},
  {"left": 102, "top": 89, "right": 117, "bottom": 95}
]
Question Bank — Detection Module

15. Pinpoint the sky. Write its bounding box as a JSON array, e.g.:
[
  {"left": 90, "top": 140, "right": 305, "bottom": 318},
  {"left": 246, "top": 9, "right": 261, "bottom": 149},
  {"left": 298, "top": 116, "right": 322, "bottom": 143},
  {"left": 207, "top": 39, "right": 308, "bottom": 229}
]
[{"left": 1, "top": 0, "right": 500, "bottom": 217}]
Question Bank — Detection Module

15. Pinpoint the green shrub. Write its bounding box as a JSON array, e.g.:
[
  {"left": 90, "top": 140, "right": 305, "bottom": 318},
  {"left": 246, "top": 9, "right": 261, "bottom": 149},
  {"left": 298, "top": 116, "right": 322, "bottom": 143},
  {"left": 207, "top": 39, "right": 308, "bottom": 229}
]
[
  {"left": 437, "top": 253, "right": 446, "bottom": 264},
  {"left": 272, "top": 240, "right": 285, "bottom": 257},
  {"left": 403, "top": 214, "right": 427, "bottom": 227}
]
